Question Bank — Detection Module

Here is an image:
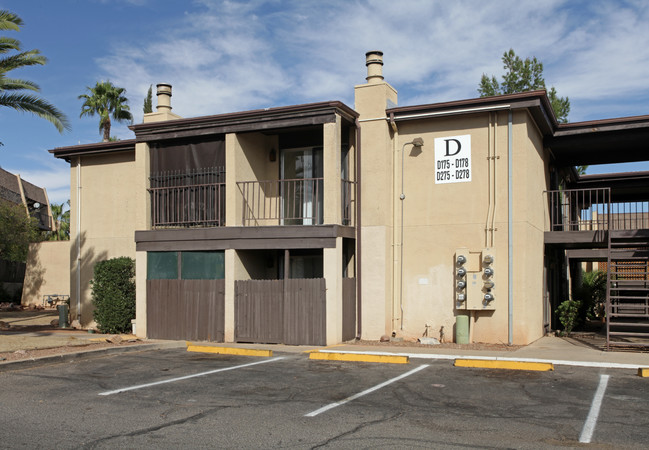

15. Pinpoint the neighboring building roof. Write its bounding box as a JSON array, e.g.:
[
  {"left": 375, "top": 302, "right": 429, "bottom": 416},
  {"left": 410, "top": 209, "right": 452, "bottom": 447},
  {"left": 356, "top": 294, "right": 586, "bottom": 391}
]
[
  {"left": 0, "top": 167, "right": 48, "bottom": 206},
  {"left": 0, "top": 167, "right": 51, "bottom": 230}
]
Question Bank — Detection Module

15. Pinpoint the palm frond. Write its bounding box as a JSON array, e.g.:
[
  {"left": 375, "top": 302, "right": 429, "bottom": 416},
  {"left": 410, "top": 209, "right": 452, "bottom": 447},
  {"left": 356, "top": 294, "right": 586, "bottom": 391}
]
[
  {"left": 0, "top": 77, "right": 40, "bottom": 92},
  {"left": 0, "top": 10, "right": 22, "bottom": 31},
  {"left": 0, "top": 92, "right": 71, "bottom": 132},
  {"left": 0, "top": 49, "right": 47, "bottom": 73},
  {"left": 0, "top": 36, "right": 21, "bottom": 53}
]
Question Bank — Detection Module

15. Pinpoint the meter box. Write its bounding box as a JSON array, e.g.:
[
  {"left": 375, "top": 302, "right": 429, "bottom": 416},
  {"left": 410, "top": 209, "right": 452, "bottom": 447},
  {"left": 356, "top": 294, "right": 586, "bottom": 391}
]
[{"left": 455, "top": 248, "right": 495, "bottom": 311}]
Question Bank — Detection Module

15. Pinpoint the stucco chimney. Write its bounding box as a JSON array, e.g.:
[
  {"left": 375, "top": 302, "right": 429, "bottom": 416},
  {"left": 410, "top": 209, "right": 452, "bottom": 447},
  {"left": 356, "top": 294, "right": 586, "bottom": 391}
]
[
  {"left": 365, "top": 51, "right": 384, "bottom": 84},
  {"left": 156, "top": 83, "right": 173, "bottom": 112}
]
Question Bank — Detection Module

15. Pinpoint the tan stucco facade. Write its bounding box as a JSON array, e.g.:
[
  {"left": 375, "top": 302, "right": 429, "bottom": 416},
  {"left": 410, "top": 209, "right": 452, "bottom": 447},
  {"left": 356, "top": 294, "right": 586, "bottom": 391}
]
[
  {"left": 70, "top": 152, "right": 138, "bottom": 326},
  {"left": 21, "top": 241, "right": 71, "bottom": 307},
  {"left": 52, "top": 52, "right": 572, "bottom": 346}
]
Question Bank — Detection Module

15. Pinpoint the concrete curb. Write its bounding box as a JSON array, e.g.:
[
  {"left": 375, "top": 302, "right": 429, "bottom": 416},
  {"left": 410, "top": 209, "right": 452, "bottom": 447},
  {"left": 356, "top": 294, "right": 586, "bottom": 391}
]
[
  {"left": 454, "top": 359, "right": 554, "bottom": 371},
  {"left": 187, "top": 343, "right": 273, "bottom": 357},
  {"left": 309, "top": 351, "right": 409, "bottom": 364},
  {"left": 0, "top": 341, "right": 186, "bottom": 372}
]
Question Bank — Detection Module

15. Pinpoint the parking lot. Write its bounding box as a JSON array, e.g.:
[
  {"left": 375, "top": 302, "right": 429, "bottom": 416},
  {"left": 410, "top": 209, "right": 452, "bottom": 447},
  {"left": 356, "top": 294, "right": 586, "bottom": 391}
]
[{"left": 1, "top": 348, "right": 647, "bottom": 448}]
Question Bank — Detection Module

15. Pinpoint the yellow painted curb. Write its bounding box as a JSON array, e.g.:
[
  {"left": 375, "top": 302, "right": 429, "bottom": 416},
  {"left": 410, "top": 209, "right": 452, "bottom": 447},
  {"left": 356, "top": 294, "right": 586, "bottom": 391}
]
[
  {"left": 454, "top": 359, "right": 554, "bottom": 371},
  {"left": 186, "top": 344, "right": 272, "bottom": 357},
  {"left": 309, "top": 352, "right": 409, "bottom": 364},
  {"left": 638, "top": 368, "right": 649, "bottom": 377}
]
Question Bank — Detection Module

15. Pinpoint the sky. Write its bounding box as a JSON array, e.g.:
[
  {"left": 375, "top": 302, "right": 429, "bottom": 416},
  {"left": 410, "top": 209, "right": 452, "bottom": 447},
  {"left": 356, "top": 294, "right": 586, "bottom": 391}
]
[{"left": 1, "top": 0, "right": 649, "bottom": 205}]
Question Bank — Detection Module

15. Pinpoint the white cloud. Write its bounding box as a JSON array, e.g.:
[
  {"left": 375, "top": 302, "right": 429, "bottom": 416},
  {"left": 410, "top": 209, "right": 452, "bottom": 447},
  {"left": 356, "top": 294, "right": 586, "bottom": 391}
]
[{"left": 95, "top": 0, "right": 648, "bottom": 124}]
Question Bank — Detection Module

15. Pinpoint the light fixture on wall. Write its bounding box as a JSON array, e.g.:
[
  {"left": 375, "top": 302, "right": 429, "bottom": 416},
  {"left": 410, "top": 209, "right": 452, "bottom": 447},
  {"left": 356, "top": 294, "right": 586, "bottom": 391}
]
[{"left": 269, "top": 148, "right": 277, "bottom": 162}]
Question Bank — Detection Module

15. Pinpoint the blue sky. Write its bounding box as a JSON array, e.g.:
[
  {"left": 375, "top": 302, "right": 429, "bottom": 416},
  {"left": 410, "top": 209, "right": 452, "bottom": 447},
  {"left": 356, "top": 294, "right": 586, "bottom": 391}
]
[{"left": 1, "top": 0, "right": 649, "bottom": 205}]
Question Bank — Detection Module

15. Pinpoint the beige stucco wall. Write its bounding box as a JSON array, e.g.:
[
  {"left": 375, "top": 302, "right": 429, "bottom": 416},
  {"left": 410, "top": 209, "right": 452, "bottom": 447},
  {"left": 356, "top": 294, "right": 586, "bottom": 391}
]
[
  {"left": 21, "top": 241, "right": 71, "bottom": 306},
  {"left": 70, "top": 151, "right": 138, "bottom": 326},
  {"left": 228, "top": 132, "right": 279, "bottom": 227},
  {"left": 355, "top": 81, "right": 398, "bottom": 339},
  {"left": 358, "top": 108, "right": 550, "bottom": 345}
]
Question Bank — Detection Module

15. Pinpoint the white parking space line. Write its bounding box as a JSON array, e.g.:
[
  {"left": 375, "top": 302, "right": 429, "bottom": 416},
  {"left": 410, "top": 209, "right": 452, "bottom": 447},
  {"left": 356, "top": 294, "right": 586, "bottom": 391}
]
[
  {"left": 305, "top": 364, "right": 430, "bottom": 417},
  {"left": 99, "top": 357, "right": 286, "bottom": 396},
  {"left": 579, "top": 374, "right": 610, "bottom": 444}
]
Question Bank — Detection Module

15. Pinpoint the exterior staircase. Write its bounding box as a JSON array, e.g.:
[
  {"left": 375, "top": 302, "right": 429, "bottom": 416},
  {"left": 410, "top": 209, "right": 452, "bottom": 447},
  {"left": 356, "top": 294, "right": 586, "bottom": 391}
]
[{"left": 606, "top": 230, "right": 649, "bottom": 349}]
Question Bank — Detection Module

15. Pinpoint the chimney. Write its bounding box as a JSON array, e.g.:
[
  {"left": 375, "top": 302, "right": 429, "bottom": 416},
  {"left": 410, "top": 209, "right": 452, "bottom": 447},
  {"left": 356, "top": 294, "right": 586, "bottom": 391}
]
[
  {"left": 365, "top": 51, "right": 384, "bottom": 84},
  {"left": 156, "top": 83, "right": 173, "bottom": 112}
]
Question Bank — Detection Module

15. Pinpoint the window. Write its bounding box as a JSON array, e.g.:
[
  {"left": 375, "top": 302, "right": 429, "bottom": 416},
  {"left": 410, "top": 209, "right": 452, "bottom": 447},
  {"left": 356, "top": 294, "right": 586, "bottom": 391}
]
[{"left": 147, "top": 251, "right": 225, "bottom": 280}]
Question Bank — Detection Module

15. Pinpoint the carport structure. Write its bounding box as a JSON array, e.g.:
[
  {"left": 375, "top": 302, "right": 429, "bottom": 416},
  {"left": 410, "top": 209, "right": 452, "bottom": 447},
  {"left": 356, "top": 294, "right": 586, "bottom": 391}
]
[{"left": 544, "top": 114, "right": 649, "bottom": 348}]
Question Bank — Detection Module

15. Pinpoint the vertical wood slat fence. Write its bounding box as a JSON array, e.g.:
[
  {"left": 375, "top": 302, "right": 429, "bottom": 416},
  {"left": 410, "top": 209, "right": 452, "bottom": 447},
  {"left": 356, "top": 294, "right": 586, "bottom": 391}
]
[
  {"left": 147, "top": 279, "right": 225, "bottom": 341},
  {"left": 235, "top": 278, "right": 326, "bottom": 346},
  {"left": 149, "top": 166, "right": 225, "bottom": 228}
]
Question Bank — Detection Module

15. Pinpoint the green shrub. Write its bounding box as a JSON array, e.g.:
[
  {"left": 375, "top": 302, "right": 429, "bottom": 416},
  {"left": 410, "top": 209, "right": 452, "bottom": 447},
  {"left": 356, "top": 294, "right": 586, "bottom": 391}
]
[
  {"left": 556, "top": 299, "right": 580, "bottom": 335},
  {"left": 91, "top": 257, "right": 135, "bottom": 333}
]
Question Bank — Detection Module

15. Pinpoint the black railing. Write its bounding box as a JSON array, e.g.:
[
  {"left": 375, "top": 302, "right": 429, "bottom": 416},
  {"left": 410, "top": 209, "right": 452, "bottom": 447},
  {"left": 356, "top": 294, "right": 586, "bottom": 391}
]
[
  {"left": 237, "top": 178, "right": 324, "bottom": 226},
  {"left": 149, "top": 167, "right": 225, "bottom": 228}
]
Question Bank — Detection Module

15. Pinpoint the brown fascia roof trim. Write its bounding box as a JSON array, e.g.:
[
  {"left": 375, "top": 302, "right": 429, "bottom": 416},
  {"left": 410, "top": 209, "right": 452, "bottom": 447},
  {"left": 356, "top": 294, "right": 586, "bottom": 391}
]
[
  {"left": 49, "top": 139, "right": 137, "bottom": 161},
  {"left": 129, "top": 101, "right": 359, "bottom": 142},
  {"left": 575, "top": 170, "right": 649, "bottom": 184},
  {"left": 553, "top": 114, "right": 649, "bottom": 137},
  {"left": 387, "top": 90, "right": 557, "bottom": 134}
]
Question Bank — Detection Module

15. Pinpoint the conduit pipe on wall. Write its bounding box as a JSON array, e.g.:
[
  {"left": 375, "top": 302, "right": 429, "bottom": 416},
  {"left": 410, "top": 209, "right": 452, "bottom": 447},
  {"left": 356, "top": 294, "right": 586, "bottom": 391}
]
[
  {"left": 76, "top": 156, "right": 82, "bottom": 322},
  {"left": 485, "top": 113, "right": 493, "bottom": 247},
  {"left": 508, "top": 110, "right": 514, "bottom": 345}
]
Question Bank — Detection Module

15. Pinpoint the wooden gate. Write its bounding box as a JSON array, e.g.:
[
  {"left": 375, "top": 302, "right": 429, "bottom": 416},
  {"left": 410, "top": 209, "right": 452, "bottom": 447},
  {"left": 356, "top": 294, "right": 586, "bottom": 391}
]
[
  {"left": 235, "top": 278, "right": 326, "bottom": 345},
  {"left": 147, "top": 279, "right": 225, "bottom": 341}
]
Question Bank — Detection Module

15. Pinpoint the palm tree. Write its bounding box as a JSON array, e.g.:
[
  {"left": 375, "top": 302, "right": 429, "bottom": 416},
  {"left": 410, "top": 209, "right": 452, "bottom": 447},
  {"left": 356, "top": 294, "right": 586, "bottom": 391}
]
[
  {"left": 47, "top": 200, "right": 70, "bottom": 241},
  {"left": 0, "top": 10, "right": 70, "bottom": 139},
  {"left": 79, "top": 81, "right": 133, "bottom": 142}
]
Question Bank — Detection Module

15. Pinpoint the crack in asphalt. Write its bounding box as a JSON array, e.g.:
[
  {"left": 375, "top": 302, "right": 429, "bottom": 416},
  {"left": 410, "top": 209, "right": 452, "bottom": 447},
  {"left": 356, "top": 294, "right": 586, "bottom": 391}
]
[
  {"left": 310, "top": 411, "right": 403, "bottom": 449},
  {"left": 80, "top": 408, "right": 219, "bottom": 449}
]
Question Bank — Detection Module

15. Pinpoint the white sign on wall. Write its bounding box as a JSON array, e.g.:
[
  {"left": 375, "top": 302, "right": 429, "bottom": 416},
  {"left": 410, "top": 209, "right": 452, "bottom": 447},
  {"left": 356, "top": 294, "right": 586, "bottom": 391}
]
[{"left": 434, "top": 134, "right": 472, "bottom": 184}]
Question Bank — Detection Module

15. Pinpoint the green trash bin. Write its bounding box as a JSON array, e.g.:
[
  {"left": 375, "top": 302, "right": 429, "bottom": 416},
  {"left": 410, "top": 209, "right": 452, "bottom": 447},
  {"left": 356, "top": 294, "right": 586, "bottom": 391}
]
[
  {"left": 57, "top": 304, "right": 69, "bottom": 328},
  {"left": 455, "top": 314, "right": 469, "bottom": 344}
]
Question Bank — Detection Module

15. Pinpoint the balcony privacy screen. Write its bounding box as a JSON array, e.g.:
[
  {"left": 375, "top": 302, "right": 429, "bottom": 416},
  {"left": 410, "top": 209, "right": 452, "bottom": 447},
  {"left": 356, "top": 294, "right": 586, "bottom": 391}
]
[{"left": 150, "top": 137, "right": 225, "bottom": 172}]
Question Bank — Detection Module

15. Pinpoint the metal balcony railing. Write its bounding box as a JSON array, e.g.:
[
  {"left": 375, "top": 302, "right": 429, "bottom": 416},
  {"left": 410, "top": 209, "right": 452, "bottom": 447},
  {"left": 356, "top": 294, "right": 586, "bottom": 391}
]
[
  {"left": 149, "top": 167, "right": 225, "bottom": 228},
  {"left": 546, "top": 187, "right": 649, "bottom": 232},
  {"left": 238, "top": 178, "right": 324, "bottom": 226}
]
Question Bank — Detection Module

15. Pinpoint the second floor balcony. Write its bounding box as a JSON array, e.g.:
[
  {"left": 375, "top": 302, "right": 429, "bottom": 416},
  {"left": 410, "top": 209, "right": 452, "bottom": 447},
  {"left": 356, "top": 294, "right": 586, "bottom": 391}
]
[{"left": 149, "top": 169, "right": 355, "bottom": 229}]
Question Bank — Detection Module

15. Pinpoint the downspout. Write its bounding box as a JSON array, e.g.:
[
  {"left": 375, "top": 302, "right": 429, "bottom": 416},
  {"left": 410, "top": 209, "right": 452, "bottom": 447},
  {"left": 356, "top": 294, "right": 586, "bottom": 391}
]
[
  {"left": 76, "top": 157, "right": 82, "bottom": 322},
  {"left": 508, "top": 110, "right": 513, "bottom": 345},
  {"left": 389, "top": 114, "right": 400, "bottom": 331},
  {"left": 355, "top": 119, "right": 363, "bottom": 340}
]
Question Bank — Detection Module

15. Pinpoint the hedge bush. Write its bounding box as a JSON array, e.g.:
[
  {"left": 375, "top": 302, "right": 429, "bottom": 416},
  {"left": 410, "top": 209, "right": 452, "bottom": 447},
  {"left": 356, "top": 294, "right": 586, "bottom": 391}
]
[{"left": 91, "top": 257, "right": 135, "bottom": 333}]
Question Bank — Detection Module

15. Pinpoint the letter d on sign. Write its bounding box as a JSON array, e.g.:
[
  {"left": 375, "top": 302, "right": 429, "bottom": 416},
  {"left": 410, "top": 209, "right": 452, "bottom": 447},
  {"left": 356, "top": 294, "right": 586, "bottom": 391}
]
[{"left": 444, "top": 139, "right": 462, "bottom": 157}]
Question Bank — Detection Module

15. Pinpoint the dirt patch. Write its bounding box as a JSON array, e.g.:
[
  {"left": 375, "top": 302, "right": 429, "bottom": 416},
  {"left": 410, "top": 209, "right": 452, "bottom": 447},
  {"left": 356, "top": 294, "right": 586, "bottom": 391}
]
[
  {"left": 0, "top": 339, "right": 145, "bottom": 363},
  {"left": 350, "top": 339, "right": 522, "bottom": 352}
]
